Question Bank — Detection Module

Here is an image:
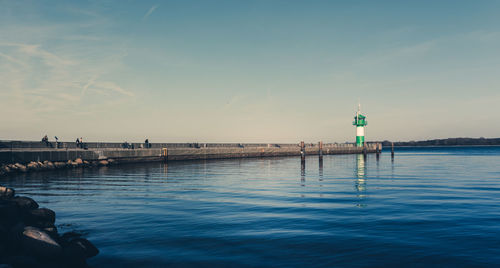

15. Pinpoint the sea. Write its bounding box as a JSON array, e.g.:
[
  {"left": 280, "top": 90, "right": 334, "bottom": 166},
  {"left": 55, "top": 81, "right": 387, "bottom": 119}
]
[{"left": 2, "top": 146, "right": 500, "bottom": 267}]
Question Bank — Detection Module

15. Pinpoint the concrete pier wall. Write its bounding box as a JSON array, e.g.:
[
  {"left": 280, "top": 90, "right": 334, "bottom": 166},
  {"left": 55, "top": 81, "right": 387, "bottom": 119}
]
[{"left": 0, "top": 141, "right": 381, "bottom": 165}]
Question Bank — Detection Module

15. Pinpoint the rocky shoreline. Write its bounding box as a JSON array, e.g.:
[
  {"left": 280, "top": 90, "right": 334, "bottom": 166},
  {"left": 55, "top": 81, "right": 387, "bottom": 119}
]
[
  {"left": 0, "top": 184, "right": 99, "bottom": 267},
  {"left": 0, "top": 158, "right": 114, "bottom": 177}
]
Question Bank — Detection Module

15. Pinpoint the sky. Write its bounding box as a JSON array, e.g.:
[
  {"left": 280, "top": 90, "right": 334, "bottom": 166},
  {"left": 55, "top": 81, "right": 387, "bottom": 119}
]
[{"left": 0, "top": 0, "right": 499, "bottom": 143}]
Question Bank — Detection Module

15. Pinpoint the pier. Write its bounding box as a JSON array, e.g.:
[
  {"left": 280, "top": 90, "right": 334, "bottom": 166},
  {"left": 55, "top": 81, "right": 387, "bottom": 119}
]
[{"left": 0, "top": 141, "right": 382, "bottom": 165}]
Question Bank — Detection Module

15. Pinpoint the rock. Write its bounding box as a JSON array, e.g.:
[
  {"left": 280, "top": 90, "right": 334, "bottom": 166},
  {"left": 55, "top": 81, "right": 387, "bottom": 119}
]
[
  {"left": 0, "top": 202, "right": 20, "bottom": 229},
  {"left": 0, "top": 187, "right": 15, "bottom": 199},
  {"left": 26, "top": 162, "right": 38, "bottom": 171},
  {"left": 3, "top": 166, "right": 10, "bottom": 173},
  {"left": 63, "top": 237, "right": 99, "bottom": 261},
  {"left": 11, "top": 196, "right": 39, "bottom": 210},
  {"left": 75, "top": 158, "right": 83, "bottom": 165},
  {"left": 98, "top": 160, "right": 109, "bottom": 166},
  {"left": 25, "top": 208, "right": 56, "bottom": 226},
  {"left": 0, "top": 224, "right": 7, "bottom": 246},
  {"left": 54, "top": 162, "right": 66, "bottom": 169},
  {"left": 14, "top": 164, "right": 27, "bottom": 173},
  {"left": 107, "top": 159, "right": 115, "bottom": 164},
  {"left": 83, "top": 160, "right": 90, "bottom": 166},
  {"left": 59, "top": 231, "right": 83, "bottom": 242},
  {"left": 7, "top": 223, "right": 25, "bottom": 251},
  {"left": 3, "top": 255, "right": 38, "bottom": 268},
  {"left": 46, "top": 162, "right": 55, "bottom": 170},
  {"left": 21, "top": 226, "right": 62, "bottom": 259},
  {"left": 43, "top": 226, "right": 58, "bottom": 237}
]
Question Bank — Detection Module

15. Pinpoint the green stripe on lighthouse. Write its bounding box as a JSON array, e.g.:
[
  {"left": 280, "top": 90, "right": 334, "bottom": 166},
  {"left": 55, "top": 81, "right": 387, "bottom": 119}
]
[{"left": 356, "top": 136, "right": 365, "bottom": 147}]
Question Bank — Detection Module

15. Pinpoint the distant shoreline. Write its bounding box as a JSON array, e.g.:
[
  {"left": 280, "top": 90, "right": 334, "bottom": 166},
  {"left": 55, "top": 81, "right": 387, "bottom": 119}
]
[
  {"left": 389, "top": 145, "right": 500, "bottom": 148},
  {"left": 380, "top": 138, "right": 500, "bottom": 147}
]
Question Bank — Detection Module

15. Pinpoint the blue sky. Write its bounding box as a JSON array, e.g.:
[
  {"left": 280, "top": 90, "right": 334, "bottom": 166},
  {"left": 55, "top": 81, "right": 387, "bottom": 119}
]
[{"left": 1, "top": 0, "right": 499, "bottom": 142}]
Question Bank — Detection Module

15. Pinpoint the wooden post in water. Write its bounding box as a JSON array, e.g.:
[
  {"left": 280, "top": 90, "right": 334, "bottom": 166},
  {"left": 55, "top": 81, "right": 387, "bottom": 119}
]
[
  {"left": 318, "top": 141, "right": 323, "bottom": 160},
  {"left": 300, "top": 141, "right": 305, "bottom": 163},
  {"left": 391, "top": 142, "right": 394, "bottom": 159},
  {"left": 162, "top": 148, "right": 168, "bottom": 162},
  {"left": 375, "top": 142, "right": 380, "bottom": 161}
]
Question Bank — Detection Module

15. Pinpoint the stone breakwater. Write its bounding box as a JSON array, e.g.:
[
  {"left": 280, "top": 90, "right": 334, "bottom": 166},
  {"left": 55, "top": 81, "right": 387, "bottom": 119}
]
[
  {"left": 0, "top": 185, "right": 99, "bottom": 267},
  {"left": 0, "top": 158, "right": 113, "bottom": 177},
  {"left": 0, "top": 142, "right": 382, "bottom": 167}
]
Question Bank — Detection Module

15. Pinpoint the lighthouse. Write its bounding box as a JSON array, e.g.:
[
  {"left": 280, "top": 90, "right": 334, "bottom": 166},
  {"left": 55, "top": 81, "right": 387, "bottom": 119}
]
[{"left": 353, "top": 103, "right": 367, "bottom": 147}]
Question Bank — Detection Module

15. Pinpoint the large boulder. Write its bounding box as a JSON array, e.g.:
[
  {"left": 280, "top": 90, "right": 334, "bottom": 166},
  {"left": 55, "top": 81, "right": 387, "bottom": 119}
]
[
  {"left": 2, "top": 255, "right": 39, "bottom": 267},
  {"left": 0, "top": 187, "right": 15, "bottom": 199},
  {"left": 11, "top": 196, "right": 39, "bottom": 210},
  {"left": 0, "top": 224, "right": 7, "bottom": 247},
  {"left": 0, "top": 201, "right": 21, "bottom": 227},
  {"left": 25, "top": 208, "right": 56, "bottom": 227},
  {"left": 43, "top": 226, "right": 58, "bottom": 238},
  {"left": 63, "top": 237, "right": 99, "bottom": 262},
  {"left": 74, "top": 158, "right": 83, "bottom": 165},
  {"left": 7, "top": 222, "right": 25, "bottom": 251},
  {"left": 21, "top": 226, "right": 62, "bottom": 259},
  {"left": 0, "top": 204, "right": 20, "bottom": 230},
  {"left": 98, "top": 160, "right": 109, "bottom": 166}
]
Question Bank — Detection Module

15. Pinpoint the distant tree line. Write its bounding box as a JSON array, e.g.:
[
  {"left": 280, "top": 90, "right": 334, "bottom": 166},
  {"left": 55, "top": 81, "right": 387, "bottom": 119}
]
[{"left": 380, "top": 138, "right": 500, "bottom": 147}]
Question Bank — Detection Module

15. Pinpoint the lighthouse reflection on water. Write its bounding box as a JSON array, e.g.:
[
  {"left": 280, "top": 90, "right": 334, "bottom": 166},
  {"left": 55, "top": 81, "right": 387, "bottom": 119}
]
[{"left": 355, "top": 154, "right": 367, "bottom": 204}]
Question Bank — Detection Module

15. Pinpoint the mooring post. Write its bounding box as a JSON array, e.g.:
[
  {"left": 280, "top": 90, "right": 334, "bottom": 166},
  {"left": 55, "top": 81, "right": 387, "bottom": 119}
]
[
  {"left": 391, "top": 142, "right": 394, "bottom": 159},
  {"left": 162, "top": 148, "right": 168, "bottom": 162},
  {"left": 363, "top": 142, "right": 367, "bottom": 158},
  {"left": 300, "top": 141, "right": 305, "bottom": 163},
  {"left": 318, "top": 141, "right": 323, "bottom": 160}
]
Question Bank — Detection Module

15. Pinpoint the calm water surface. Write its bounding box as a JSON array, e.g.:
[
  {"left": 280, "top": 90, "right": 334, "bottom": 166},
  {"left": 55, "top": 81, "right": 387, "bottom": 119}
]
[{"left": 2, "top": 146, "right": 500, "bottom": 267}]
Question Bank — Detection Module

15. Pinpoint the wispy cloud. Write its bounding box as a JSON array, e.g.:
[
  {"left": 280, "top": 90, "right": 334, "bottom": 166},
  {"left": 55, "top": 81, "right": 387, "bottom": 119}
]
[
  {"left": 93, "top": 81, "right": 135, "bottom": 97},
  {"left": 0, "top": 38, "right": 133, "bottom": 118},
  {"left": 144, "top": 5, "right": 159, "bottom": 19}
]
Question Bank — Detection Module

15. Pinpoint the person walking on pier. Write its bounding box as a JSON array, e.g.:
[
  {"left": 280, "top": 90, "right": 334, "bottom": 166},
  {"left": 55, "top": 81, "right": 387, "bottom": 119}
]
[
  {"left": 76, "top": 137, "right": 80, "bottom": 148},
  {"left": 145, "top": 139, "right": 150, "bottom": 149}
]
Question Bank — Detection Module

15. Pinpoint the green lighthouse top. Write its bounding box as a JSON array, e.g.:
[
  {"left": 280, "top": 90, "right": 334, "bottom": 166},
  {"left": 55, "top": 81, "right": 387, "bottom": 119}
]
[{"left": 353, "top": 103, "right": 367, "bottom": 127}]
